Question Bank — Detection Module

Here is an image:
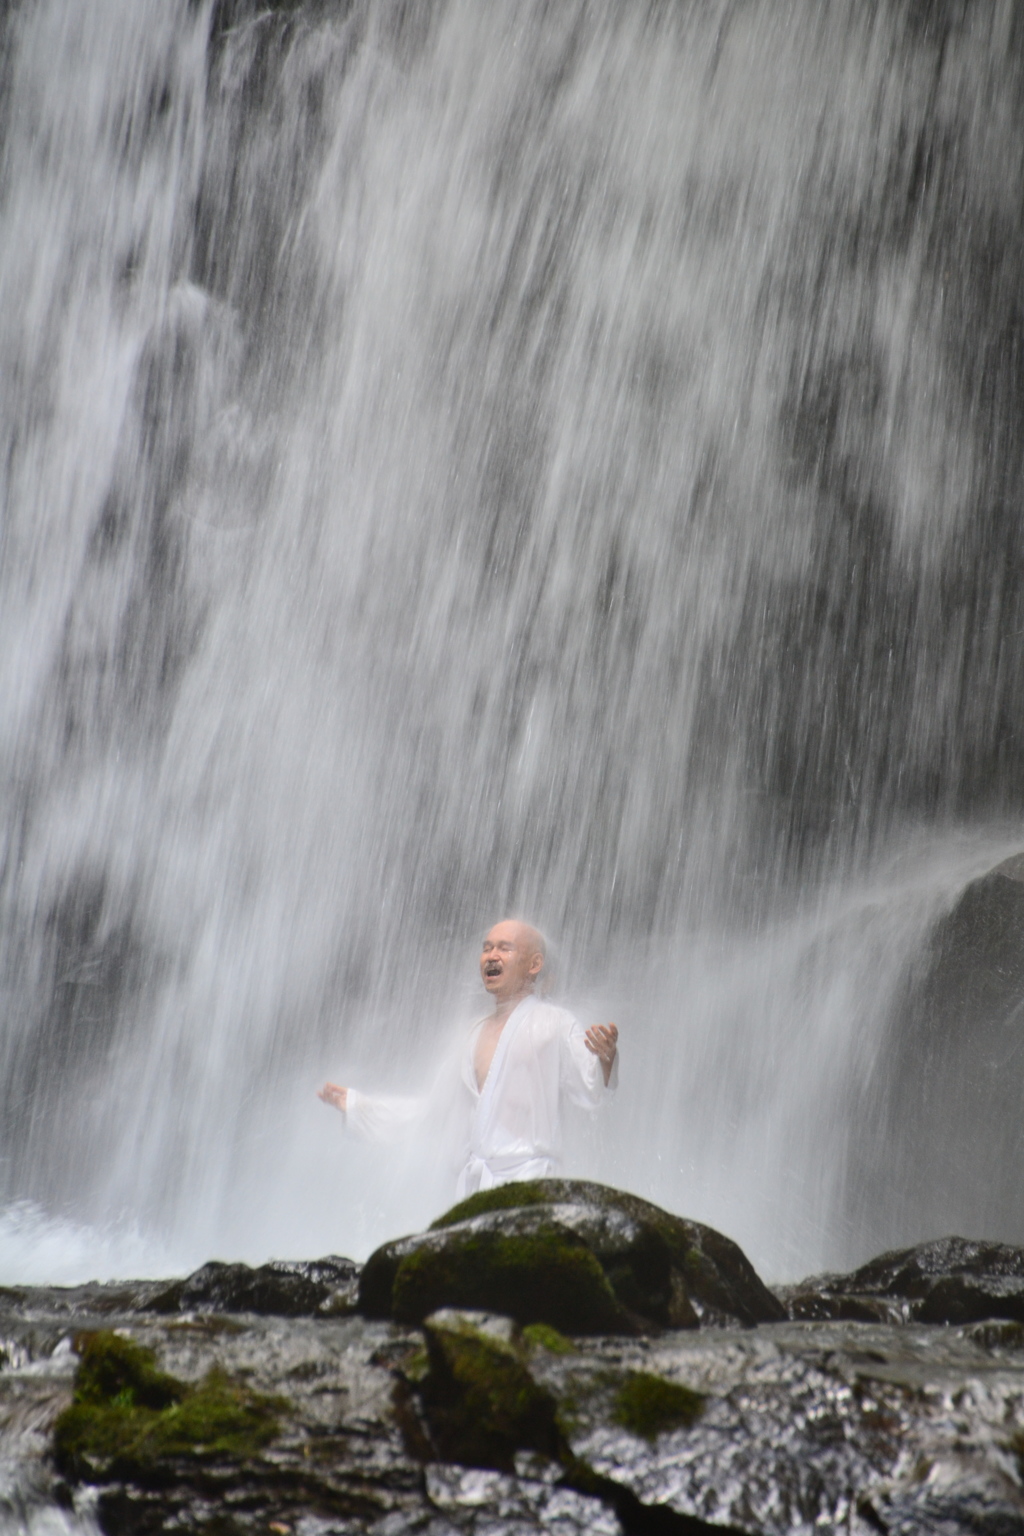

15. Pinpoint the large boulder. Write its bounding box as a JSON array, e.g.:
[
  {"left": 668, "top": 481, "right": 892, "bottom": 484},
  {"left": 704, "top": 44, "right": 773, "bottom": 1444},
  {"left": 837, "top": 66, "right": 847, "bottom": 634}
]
[
  {"left": 365, "top": 1207, "right": 633, "bottom": 1334},
  {"left": 784, "top": 1235, "right": 1024, "bottom": 1325},
  {"left": 359, "top": 1179, "right": 783, "bottom": 1333}
]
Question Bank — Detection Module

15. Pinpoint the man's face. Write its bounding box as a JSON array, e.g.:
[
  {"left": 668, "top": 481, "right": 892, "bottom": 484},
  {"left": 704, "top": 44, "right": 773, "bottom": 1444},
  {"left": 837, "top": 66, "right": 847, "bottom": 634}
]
[{"left": 480, "top": 920, "right": 543, "bottom": 1002}]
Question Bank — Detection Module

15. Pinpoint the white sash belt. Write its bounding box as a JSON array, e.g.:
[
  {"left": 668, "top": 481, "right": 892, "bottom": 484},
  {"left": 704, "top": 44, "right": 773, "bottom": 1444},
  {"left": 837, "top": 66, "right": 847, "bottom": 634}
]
[{"left": 455, "top": 1152, "right": 555, "bottom": 1200}]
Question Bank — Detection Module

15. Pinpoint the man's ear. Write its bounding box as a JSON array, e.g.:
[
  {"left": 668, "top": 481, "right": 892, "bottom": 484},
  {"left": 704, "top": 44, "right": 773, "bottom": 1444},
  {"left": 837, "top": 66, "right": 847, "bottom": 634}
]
[{"left": 528, "top": 950, "right": 544, "bottom": 980}]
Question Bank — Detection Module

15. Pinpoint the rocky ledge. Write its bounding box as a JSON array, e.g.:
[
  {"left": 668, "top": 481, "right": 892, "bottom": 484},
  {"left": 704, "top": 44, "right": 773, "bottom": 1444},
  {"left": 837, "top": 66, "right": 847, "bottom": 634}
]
[{"left": 4, "top": 1181, "right": 1024, "bottom": 1535}]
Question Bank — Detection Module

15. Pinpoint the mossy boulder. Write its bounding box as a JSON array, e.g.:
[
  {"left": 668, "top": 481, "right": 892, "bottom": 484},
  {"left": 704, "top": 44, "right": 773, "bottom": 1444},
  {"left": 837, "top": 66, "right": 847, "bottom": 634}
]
[
  {"left": 53, "top": 1330, "right": 287, "bottom": 1482},
  {"left": 415, "top": 1309, "right": 561, "bottom": 1470},
  {"left": 392, "top": 1209, "right": 633, "bottom": 1333},
  {"left": 360, "top": 1179, "right": 782, "bottom": 1333}
]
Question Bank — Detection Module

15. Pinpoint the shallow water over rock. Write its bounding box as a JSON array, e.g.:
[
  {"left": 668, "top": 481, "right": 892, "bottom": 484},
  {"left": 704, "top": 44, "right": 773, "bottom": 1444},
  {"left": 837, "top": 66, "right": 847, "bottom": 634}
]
[{"left": 5, "top": 1269, "right": 1024, "bottom": 1535}]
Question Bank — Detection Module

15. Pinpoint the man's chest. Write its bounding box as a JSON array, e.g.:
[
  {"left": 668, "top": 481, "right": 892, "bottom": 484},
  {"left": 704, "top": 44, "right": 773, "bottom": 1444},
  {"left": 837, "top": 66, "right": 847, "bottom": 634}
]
[
  {"left": 472, "top": 1016, "right": 560, "bottom": 1094},
  {"left": 473, "top": 1019, "right": 505, "bottom": 1090}
]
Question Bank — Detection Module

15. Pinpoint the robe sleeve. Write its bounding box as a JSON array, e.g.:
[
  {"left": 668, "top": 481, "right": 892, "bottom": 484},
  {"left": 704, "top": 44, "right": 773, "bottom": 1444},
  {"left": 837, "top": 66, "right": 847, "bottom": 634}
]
[
  {"left": 342, "top": 1088, "right": 430, "bottom": 1145},
  {"left": 341, "top": 1025, "right": 475, "bottom": 1149},
  {"left": 559, "top": 1016, "right": 618, "bottom": 1108}
]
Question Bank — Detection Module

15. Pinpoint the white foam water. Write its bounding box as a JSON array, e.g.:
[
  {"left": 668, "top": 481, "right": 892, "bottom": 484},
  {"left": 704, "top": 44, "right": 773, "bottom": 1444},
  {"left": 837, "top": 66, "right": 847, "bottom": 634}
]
[{"left": 0, "top": 1202, "right": 190, "bottom": 1288}]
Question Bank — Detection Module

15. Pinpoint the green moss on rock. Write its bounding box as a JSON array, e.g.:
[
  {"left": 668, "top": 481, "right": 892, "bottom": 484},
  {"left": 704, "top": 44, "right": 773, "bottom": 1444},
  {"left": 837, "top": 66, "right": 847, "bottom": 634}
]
[
  {"left": 71, "top": 1330, "right": 185, "bottom": 1411},
  {"left": 54, "top": 1330, "right": 287, "bottom": 1481},
  {"left": 430, "top": 1182, "right": 554, "bottom": 1229},
  {"left": 392, "top": 1227, "right": 630, "bottom": 1334},
  {"left": 522, "top": 1322, "right": 575, "bottom": 1355},
  {"left": 419, "top": 1311, "right": 560, "bottom": 1470},
  {"left": 612, "top": 1370, "right": 704, "bottom": 1441}
]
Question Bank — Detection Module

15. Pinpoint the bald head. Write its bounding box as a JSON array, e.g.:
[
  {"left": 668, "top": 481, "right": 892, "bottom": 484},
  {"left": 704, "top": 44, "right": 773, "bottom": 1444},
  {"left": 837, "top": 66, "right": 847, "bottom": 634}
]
[{"left": 480, "top": 919, "right": 546, "bottom": 1007}]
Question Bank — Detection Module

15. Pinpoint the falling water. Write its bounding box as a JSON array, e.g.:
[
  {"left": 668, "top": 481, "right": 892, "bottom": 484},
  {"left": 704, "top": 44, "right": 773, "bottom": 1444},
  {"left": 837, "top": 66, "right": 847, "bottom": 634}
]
[{"left": 2, "top": 0, "right": 1024, "bottom": 1284}]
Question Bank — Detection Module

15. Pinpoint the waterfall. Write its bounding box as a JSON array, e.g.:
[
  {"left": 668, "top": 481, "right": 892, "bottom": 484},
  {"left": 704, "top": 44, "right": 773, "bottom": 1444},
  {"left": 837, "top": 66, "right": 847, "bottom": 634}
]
[{"left": 2, "top": 0, "right": 1023, "bottom": 1281}]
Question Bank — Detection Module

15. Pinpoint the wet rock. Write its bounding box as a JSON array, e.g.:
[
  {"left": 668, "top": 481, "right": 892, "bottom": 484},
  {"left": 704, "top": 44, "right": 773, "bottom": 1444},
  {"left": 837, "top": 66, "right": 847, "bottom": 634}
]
[
  {"left": 9, "top": 1308, "right": 429, "bottom": 1535},
  {"left": 424, "top": 1461, "right": 623, "bottom": 1535},
  {"left": 8, "top": 1281, "right": 1024, "bottom": 1535},
  {"left": 403, "top": 1311, "right": 721, "bottom": 1529},
  {"left": 148, "top": 1254, "right": 359, "bottom": 1317},
  {"left": 544, "top": 1322, "right": 1024, "bottom": 1535},
  {"left": 398, "top": 1306, "right": 1024, "bottom": 1534},
  {"left": 359, "top": 1178, "right": 784, "bottom": 1332},
  {"left": 861, "top": 1456, "right": 1024, "bottom": 1536},
  {"left": 782, "top": 1235, "right": 1024, "bottom": 1326}
]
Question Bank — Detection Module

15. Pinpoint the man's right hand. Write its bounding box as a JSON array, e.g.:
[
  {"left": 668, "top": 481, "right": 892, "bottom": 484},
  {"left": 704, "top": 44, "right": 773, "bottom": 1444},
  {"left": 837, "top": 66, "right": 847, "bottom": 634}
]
[
  {"left": 318, "top": 1082, "right": 348, "bottom": 1112},
  {"left": 584, "top": 1022, "right": 619, "bottom": 1086}
]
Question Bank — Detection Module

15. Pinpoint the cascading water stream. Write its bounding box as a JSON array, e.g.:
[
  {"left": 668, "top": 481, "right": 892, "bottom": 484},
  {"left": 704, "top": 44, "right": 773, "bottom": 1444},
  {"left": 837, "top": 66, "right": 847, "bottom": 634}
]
[{"left": 2, "top": 0, "right": 1024, "bottom": 1284}]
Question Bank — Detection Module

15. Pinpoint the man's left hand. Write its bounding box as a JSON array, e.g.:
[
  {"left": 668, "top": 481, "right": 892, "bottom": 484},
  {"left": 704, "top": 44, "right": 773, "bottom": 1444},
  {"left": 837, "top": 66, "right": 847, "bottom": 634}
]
[{"left": 585, "top": 1022, "right": 618, "bottom": 1085}]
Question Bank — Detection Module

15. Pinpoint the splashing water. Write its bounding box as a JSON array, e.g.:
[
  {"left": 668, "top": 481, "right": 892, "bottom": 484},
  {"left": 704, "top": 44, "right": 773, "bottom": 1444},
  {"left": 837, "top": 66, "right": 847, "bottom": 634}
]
[{"left": 3, "top": 0, "right": 1024, "bottom": 1283}]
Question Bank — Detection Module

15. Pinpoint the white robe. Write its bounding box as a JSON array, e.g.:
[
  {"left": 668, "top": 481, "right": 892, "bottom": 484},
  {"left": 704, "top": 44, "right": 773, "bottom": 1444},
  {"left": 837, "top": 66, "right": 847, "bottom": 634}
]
[{"left": 343, "top": 995, "right": 617, "bottom": 1196}]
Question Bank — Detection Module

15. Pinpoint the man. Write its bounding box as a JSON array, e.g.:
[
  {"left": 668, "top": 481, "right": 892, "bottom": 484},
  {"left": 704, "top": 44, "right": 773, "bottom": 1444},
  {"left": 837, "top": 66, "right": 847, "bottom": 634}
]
[{"left": 319, "top": 919, "right": 619, "bottom": 1197}]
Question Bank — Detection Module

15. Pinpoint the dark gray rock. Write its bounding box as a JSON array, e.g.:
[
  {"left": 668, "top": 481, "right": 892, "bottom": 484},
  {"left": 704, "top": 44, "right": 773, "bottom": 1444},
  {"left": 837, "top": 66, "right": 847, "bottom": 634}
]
[
  {"left": 359, "top": 1178, "right": 785, "bottom": 1333},
  {"left": 784, "top": 1235, "right": 1024, "bottom": 1327},
  {"left": 847, "top": 856, "right": 1024, "bottom": 1251},
  {"left": 147, "top": 1254, "right": 359, "bottom": 1317}
]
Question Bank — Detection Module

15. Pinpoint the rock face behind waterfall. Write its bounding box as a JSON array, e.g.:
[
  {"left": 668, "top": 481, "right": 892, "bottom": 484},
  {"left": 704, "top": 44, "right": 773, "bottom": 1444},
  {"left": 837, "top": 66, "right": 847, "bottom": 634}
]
[
  {"left": 358, "top": 1179, "right": 785, "bottom": 1332},
  {"left": 850, "top": 855, "right": 1024, "bottom": 1252},
  {"left": 11, "top": 1196, "right": 1024, "bottom": 1534}
]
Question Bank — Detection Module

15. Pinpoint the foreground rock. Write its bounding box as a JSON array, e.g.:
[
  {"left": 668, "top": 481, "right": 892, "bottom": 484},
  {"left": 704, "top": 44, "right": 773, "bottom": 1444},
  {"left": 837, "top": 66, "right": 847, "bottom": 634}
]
[
  {"left": 359, "top": 1179, "right": 785, "bottom": 1332},
  {"left": 5, "top": 1280, "right": 1024, "bottom": 1534},
  {"left": 10, "top": 1199, "right": 1024, "bottom": 1533}
]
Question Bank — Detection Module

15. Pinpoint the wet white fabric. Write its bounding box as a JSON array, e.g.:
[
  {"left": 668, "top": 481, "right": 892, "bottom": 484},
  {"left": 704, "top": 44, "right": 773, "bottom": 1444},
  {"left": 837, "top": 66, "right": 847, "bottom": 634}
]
[{"left": 343, "top": 995, "right": 616, "bottom": 1195}]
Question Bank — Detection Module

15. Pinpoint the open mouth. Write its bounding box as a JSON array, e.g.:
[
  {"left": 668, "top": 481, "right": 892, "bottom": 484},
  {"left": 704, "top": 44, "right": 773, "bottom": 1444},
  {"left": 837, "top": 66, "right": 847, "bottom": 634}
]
[{"left": 484, "top": 962, "right": 502, "bottom": 978}]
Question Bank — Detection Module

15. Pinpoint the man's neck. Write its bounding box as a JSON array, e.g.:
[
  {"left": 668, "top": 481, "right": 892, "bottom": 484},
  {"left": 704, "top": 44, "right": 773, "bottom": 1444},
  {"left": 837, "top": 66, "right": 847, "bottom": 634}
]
[{"left": 490, "top": 986, "right": 533, "bottom": 1024}]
